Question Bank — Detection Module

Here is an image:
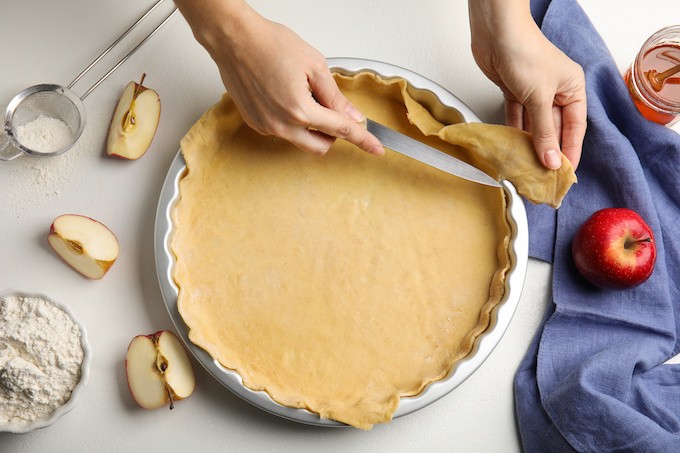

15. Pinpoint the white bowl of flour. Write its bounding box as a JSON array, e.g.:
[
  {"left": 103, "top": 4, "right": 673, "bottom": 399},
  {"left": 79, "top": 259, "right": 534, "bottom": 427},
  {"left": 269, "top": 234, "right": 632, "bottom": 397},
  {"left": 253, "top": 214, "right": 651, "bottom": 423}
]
[{"left": 0, "top": 289, "right": 91, "bottom": 433}]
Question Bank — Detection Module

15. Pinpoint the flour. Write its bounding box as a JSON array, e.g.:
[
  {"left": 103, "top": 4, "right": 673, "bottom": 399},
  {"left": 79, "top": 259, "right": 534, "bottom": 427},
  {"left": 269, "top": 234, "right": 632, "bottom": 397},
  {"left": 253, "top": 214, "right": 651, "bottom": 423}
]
[
  {"left": 14, "top": 114, "right": 74, "bottom": 154},
  {"left": 0, "top": 295, "right": 84, "bottom": 425}
]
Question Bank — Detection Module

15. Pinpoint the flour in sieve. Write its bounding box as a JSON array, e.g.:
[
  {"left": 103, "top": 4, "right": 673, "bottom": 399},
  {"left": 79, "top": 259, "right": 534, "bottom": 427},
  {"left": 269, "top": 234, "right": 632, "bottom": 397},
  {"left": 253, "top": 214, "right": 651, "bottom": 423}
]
[
  {"left": 14, "top": 114, "right": 74, "bottom": 153},
  {"left": 0, "top": 295, "right": 84, "bottom": 424}
]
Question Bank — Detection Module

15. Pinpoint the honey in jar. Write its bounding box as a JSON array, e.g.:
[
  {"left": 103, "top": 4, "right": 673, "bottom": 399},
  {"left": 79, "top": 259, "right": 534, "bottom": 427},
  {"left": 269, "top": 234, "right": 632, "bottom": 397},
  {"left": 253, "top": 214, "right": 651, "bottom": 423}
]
[{"left": 625, "top": 25, "right": 680, "bottom": 126}]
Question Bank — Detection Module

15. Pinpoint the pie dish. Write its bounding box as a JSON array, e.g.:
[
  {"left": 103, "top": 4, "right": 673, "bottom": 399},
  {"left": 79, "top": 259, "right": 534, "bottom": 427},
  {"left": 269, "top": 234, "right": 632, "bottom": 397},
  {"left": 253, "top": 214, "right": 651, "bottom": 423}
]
[{"left": 155, "top": 58, "right": 533, "bottom": 428}]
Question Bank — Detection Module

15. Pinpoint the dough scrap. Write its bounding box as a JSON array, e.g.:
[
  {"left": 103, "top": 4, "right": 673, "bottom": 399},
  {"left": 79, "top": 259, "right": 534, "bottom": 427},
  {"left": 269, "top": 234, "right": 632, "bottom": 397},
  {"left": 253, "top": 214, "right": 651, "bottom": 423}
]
[{"left": 335, "top": 73, "right": 576, "bottom": 208}]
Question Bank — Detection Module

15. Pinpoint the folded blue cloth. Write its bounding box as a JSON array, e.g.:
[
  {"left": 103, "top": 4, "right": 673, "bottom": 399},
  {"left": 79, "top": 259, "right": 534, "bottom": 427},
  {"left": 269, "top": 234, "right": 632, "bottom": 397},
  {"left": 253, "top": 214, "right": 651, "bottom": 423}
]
[{"left": 516, "top": 1, "right": 680, "bottom": 451}]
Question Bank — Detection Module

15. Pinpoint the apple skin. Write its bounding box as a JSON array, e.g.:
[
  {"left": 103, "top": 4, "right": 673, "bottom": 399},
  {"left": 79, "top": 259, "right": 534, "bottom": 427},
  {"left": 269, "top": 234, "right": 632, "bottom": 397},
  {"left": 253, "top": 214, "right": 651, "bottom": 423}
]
[{"left": 572, "top": 208, "right": 656, "bottom": 289}]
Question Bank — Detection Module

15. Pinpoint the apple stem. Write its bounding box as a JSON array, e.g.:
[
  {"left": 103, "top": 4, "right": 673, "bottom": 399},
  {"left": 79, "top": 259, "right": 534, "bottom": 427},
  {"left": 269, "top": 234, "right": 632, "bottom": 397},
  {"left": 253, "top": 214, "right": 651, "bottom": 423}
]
[
  {"left": 166, "top": 385, "right": 175, "bottom": 410},
  {"left": 625, "top": 237, "right": 652, "bottom": 249},
  {"left": 122, "top": 73, "right": 146, "bottom": 132}
]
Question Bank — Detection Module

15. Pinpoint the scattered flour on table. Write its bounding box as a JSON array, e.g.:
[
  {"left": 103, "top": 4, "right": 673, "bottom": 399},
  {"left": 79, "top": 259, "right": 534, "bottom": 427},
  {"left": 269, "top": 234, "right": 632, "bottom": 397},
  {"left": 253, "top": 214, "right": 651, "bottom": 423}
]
[
  {"left": 1, "top": 133, "right": 89, "bottom": 212},
  {"left": 0, "top": 295, "right": 84, "bottom": 425},
  {"left": 14, "top": 114, "right": 74, "bottom": 154},
  {"left": 2, "top": 108, "right": 107, "bottom": 214}
]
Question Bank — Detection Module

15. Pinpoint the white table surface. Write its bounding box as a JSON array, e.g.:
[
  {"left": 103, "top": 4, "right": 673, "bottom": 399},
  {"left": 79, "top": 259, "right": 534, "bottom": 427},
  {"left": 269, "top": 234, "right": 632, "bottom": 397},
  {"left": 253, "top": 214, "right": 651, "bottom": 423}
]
[{"left": 0, "top": 1, "right": 677, "bottom": 451}]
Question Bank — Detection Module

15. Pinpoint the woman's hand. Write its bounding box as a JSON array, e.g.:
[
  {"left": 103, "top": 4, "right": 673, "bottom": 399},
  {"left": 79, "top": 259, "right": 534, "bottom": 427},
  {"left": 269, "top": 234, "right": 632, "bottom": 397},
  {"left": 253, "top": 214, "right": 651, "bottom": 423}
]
[
  {"left": 469, "top": 0, "right": 587, "bottom": 170},
  {"left": 176, "top": 0, "right": 383, "bottom": 156}
]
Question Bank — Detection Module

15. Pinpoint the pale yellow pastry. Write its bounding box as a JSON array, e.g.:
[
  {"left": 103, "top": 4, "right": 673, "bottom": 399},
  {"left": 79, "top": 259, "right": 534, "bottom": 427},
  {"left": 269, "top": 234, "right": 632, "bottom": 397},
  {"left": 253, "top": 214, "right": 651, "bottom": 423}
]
[{"left": 172, "top": 72, "right": 575, "bottom": 430}]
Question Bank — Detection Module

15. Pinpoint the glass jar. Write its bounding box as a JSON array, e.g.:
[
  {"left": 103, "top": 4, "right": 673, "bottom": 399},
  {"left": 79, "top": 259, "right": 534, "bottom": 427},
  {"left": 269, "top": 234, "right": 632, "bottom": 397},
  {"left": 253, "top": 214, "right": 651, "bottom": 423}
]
[{"left": 624, "top": 25, "right": 680, "bottom": 126}]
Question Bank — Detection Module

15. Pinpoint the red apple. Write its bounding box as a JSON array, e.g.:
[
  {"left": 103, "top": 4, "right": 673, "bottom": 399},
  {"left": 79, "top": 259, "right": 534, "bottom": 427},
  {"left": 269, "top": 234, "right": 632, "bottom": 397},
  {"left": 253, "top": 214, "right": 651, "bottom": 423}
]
[{"left": 572, "top": 208, "right": 656, "bottom": 289}]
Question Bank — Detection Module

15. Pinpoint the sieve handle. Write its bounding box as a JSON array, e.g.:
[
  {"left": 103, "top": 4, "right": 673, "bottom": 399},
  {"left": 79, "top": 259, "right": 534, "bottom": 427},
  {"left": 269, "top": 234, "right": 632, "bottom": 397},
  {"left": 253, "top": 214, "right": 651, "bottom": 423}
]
[
  {"left": 73, "top": 4, "right": 179, "bottom": 100},
  {"left": 0, "top": 132, "right": 23, "bottom": 161},
  {"left": 68, "top": 0, "right": 169, "bottom": 90}
]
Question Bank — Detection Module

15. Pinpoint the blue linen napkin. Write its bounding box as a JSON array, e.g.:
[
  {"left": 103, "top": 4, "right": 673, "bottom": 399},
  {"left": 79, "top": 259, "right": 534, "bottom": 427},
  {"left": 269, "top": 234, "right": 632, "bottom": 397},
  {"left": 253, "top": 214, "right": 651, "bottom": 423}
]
[{"left": 515, "top": 1, "right": 680, "bottom": 451}]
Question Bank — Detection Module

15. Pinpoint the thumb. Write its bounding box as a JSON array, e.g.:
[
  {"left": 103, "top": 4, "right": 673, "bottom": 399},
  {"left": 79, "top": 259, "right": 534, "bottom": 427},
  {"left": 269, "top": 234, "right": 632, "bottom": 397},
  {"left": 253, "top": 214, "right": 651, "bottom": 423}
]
[{"left": 527, "top": 102, "right": 562, "bottom": 170}]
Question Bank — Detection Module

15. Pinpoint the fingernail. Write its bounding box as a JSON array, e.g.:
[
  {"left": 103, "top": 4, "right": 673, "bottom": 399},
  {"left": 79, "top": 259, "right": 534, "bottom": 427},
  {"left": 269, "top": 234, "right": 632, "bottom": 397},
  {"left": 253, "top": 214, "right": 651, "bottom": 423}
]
[
  {"left": 346, "top": 105, "right": 365, "bottom": 123},
  {"left": 544, "top": 149, "right": 562, "bottom": 170},
  {"left": 372, "top": 145, "right": 385, "bottom": 156}
]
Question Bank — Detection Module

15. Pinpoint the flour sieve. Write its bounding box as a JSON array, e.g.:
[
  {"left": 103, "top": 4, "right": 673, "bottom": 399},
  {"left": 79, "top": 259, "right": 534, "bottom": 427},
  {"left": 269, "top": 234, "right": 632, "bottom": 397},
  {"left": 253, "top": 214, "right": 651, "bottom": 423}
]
[{"left": 0, "top": 0, "right": 178, "bottom": 161}]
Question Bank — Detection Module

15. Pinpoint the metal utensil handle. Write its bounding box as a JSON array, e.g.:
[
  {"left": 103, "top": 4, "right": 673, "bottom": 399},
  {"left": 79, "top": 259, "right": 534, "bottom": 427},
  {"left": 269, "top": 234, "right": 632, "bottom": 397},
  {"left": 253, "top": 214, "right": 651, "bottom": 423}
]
[
  {"left": 0, "top": 132, "right": 22, "bottom": 161},
  {"left": 80, "top": 8, "right": 178, "bottom": 100},
  {"left": 68, "top": 0, "right": 168, "bottom": 90},
  {"left": 73, "top": 5, "right": 178, "bottom": 101}
]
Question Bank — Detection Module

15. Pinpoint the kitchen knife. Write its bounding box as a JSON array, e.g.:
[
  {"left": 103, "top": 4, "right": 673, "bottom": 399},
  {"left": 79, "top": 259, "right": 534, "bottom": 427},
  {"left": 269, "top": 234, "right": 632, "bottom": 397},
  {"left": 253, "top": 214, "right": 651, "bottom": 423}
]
[{"left": 365, "top": 118, "right": 501, "bottom": 188}]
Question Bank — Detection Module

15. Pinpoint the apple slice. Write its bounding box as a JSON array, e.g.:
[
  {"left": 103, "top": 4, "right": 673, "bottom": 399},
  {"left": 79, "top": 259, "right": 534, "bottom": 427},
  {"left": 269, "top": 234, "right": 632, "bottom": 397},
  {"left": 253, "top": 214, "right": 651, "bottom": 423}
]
[
  {"left": 47, "top": 214, "right": 119, "bottom": 279},
  {"left": 125, "top": 330, "right": 195, "bottom": 410},
  {"left": 106, "top": 73, "right": 161, "bottom": 159}
]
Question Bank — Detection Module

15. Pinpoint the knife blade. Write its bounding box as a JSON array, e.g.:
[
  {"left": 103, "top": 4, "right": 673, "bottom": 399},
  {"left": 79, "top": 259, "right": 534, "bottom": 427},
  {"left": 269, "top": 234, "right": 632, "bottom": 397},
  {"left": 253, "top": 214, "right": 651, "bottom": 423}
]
[{"left": 366, "top": 118, "right": 501, "bottom": 188}]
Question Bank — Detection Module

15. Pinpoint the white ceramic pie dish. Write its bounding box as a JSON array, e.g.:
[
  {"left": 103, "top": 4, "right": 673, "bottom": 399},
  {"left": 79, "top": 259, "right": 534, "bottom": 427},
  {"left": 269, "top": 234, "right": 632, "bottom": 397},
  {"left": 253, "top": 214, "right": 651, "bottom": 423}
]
[
  {"left": 154, "top": 58, "right": 529, "bottom": 427},
  {"left": 0, "top": 288, "right": 92, "bottom": 434}
]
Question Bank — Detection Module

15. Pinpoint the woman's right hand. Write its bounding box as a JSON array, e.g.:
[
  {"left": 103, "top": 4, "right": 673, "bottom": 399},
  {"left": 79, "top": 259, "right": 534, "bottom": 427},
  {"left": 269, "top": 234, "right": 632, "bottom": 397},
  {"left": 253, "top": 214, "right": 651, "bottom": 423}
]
[{"left": 176, "top": 0, "right": 383, "bottom": 156}]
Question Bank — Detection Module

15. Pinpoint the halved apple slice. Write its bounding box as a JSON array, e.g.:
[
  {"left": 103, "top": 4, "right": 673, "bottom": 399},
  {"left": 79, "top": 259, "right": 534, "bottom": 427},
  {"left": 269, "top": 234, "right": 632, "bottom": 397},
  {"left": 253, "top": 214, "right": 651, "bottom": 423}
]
[
  {"left": 106, "top": 73, "right": 161, "bottom": 159},
  {"left": 47, "top": 214, "right": 119, "bottom": 279},
  {"left": 125, "top": 330, "right": 196, "bottom": 410}
]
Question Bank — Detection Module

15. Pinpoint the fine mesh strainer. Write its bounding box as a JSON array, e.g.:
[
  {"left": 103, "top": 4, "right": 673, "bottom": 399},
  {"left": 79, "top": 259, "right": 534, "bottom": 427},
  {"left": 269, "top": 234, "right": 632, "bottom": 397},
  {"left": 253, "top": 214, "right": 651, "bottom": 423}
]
[{"left": 0, "top": 0, "right": 177, "bottom": 161}]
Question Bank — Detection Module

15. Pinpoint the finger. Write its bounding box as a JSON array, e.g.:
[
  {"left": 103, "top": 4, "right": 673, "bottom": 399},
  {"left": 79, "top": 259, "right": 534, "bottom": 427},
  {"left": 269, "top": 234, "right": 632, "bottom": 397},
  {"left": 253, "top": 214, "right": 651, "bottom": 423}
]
[
  {"left": 526, "top": 100, "right": 563, "bottom": 170},
  {"left": 523, "top": 108, "right": 531, "bottom": 132},
  {"left": 286, "top": 126, "right": 336, "bottom": 156},
  {"left": 552, "top": 105, "right": 563, "bottom": 143},
  {"left": 504, "top": 100, "right": 525, "bottom": 130},
  {"left": 559, "top": 99, "right": 587, "bottom": 170},
  {"left": 307, "top": 105, "right": 384, "bottom": 155},
  {"left": 308, "top": 68, "right": 365, "bottom": 123}
]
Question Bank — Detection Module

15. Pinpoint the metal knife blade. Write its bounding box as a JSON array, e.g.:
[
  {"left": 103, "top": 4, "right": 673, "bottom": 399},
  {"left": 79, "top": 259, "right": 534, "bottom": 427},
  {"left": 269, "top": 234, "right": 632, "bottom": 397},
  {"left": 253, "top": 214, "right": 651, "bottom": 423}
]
[{"left": 366, "top": 118, "right": 501, "bottom": 188}]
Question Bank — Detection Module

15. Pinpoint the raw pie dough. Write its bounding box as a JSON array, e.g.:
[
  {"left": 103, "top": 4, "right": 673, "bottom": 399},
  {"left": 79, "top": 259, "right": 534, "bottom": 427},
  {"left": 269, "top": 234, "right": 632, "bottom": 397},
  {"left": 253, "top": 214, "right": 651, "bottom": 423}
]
[{"left": 172, "top": 73, "right": 575, "bottom": 430}]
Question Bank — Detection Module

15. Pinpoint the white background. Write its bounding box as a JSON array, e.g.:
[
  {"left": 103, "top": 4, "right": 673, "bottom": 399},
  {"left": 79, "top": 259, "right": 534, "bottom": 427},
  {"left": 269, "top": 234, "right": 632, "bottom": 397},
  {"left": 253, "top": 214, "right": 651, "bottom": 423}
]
[{"left": 0, "top": 1, "right": 678, "bottom": 451}]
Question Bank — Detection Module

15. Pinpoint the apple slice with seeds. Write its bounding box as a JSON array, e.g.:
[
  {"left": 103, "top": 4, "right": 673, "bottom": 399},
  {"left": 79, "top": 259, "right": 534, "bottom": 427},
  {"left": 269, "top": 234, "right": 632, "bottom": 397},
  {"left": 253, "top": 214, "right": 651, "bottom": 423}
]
[
  {"left": 106, "top": 73, "right": 161, "bottom": 159},
  {"left": 47, "top": 214, "right": 119, "bottom": 279},
  {"left": 125, "top": 330, "right": 196, "bottom": 410}
]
